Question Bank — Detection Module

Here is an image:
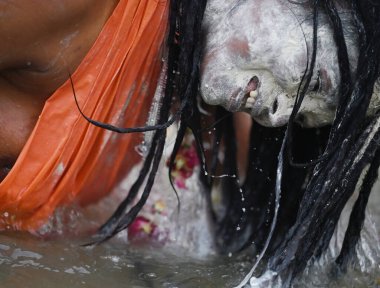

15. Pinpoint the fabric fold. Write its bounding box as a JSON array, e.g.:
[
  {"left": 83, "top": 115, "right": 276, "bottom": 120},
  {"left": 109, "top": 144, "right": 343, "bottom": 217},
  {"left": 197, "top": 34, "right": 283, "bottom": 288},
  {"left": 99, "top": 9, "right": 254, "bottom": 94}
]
[{"left": 0, "top": 0, "right": 169, "bottom": 231}]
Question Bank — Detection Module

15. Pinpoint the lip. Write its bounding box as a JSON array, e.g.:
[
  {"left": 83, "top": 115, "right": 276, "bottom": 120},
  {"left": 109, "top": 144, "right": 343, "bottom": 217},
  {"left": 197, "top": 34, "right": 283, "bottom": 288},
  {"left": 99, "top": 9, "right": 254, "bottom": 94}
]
[
  {"left": 227, "top": 76, "right": 259, "bottom": 111},
  {"left": 227, "top": 88, "right": 247, "bottom": 111}
]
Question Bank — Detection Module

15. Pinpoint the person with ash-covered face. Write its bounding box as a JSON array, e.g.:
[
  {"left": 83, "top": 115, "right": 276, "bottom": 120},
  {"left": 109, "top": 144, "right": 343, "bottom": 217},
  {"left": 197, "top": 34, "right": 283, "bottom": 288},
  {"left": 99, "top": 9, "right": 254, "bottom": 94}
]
[
  {"left": 201, "top": 1, "right": 380, "bottom": 286},
  {"left": 0, "top": 0, "right": 379, "bottom": 287}
]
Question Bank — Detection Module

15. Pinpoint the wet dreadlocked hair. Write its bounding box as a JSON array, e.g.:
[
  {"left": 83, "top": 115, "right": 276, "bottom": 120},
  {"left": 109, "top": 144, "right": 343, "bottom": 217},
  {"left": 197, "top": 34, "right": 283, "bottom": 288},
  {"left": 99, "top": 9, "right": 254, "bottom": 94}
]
[
  {"left": 213, "top": 0, "right": 380, "bottom": 286},
  {"left": 267, "top": 1, "right": 380, "bottom": 284},
  {"left": 79, "top": 0, "right": 380, "bottom": 286}
]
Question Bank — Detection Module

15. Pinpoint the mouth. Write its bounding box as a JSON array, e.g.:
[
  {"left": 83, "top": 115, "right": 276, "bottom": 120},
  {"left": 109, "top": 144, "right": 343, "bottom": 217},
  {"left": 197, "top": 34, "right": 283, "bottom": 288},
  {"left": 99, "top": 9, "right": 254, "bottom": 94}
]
[{"left": 228, "top": 76, "right": 259, "bottom": 111}]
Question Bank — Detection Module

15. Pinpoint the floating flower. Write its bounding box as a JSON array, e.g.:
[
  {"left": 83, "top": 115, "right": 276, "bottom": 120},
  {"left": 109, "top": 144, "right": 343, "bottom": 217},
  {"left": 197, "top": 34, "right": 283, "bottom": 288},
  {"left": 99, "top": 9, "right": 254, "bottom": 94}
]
[
  {"left": 152, "top": 200, "right": 166, "bottom": 215},
  {"left": 128, "top": 216, "right": 156, "bottom": 239},
  {"left": 167, "top": 136, "right": 200, "bottom": 190}
]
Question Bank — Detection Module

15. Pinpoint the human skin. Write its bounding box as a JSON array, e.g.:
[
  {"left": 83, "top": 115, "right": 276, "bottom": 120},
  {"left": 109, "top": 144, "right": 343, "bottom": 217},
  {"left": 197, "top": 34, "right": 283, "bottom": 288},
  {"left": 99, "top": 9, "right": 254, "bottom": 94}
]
[
  {"left": 200, "top": 0, "right": 380, "bottom": 128},
  {"left": 2, "top": 0, "right": 379, "bottom": 183},
  {"left": 0, "top": 0, "right": 118, "bottom": 180}
]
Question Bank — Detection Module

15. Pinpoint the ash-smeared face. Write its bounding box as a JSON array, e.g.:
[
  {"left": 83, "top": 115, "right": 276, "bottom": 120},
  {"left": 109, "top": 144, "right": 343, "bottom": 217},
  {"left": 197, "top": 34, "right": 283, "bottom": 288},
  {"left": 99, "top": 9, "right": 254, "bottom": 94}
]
[{"left": 200, "top": 0, "right": 366, "bottom": 127}]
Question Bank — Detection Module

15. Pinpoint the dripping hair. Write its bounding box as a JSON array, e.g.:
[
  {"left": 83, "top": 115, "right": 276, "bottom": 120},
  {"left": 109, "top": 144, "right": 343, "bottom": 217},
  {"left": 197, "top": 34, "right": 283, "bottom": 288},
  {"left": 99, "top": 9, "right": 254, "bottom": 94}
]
[
  {"left": 270, "top": 0, "right": 380, "bottom": 284},
  {"left": 213, "top": 0, "right": 380, "bottom": 286}
]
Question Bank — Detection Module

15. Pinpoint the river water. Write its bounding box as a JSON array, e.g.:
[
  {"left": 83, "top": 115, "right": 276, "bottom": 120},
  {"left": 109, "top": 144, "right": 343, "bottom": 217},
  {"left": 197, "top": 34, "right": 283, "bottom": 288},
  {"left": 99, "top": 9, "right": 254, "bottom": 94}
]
[
  {"left": 0, "top": 169, "right": 378, "bottom": 288},
  {"left": 0, "top": 232, "right": 252, "bottom": 288}
]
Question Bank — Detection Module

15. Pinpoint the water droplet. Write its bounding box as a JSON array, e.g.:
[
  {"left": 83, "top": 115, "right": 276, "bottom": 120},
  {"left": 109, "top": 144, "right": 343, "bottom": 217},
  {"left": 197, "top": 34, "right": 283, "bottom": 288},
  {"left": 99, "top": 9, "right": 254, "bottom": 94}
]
[
  {"left": 139, "top": 272, "right": 157, "bottom": 280},
  {"left": 135, "top": 141, "right": 148, "bottom": 157}
]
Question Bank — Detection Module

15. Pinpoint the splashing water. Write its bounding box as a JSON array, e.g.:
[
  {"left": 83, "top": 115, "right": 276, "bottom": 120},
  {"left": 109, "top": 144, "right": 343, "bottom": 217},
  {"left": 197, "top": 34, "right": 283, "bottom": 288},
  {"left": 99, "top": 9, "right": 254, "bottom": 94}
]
[
  {"left": 0, "top": 232, "right": 253, "bottom": 288},
  {"left": 0, "top": 134, "right": 379, "bottom": 287},
  {"left": 245, "top": 172, "right": 380, "bottom": 288}
]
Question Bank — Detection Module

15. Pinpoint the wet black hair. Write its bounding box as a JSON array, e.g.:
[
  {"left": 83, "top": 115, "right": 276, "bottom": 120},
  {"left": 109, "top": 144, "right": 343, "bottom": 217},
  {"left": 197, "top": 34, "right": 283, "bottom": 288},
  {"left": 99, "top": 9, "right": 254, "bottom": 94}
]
[
  {"left": 78, "top": 0, "right": 209, "bottom": 243},
  {"left": 77, "top": 0, "right": 380, "bottom": 286},
  {"left": 217, "top": 0, "right": 380, "bottom": 286}
]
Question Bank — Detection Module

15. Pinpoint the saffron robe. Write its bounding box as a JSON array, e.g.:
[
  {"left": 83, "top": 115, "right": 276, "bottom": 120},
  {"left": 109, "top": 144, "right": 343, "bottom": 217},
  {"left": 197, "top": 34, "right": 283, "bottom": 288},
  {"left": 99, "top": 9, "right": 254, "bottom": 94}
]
[{"left": 0, "top": 0, "right": 168, "bottom": 230}]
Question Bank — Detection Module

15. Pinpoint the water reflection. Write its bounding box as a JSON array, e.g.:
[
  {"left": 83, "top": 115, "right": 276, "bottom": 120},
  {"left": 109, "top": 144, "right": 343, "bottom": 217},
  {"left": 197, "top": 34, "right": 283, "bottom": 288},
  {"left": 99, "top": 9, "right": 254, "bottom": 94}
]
[
  {"left": 0, "top": 232, "right": 250, "bottom": 288},
  {"left": 0, "top": 181, "right": 378, "bottom": 288}
]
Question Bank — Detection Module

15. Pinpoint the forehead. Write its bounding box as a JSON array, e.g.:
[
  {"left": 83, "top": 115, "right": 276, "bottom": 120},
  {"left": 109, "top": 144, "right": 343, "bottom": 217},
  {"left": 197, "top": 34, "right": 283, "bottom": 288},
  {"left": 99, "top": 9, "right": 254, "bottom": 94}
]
[
  {"left": 202, "top": 0, "right": 313, "bottom": 47},
  {"left": 202, "top": 0, "right": 314, "bottom": 68},
  {"left": 204, "top": 0, "right": 351, "bottom": 28},
  {"left": 204, "top": 0, "right": 309, "bottom": 20}
]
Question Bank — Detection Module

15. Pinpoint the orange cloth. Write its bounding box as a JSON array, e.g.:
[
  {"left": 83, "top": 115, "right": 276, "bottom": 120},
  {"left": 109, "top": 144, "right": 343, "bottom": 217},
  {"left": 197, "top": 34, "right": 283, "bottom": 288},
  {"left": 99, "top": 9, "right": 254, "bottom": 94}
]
[{"left": 0, "top": 0, "right": 168, "bottom": 231}]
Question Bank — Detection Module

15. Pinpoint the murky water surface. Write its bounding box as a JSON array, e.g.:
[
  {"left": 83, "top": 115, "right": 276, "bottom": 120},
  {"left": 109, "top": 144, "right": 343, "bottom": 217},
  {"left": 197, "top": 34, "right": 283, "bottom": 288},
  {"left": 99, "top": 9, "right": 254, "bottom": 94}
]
[
  {"left": 0, "top": 184, "right": 378, "bottom": 288},
  {"left": 0, "top": 232, "right": 252, "bottom": 288}
]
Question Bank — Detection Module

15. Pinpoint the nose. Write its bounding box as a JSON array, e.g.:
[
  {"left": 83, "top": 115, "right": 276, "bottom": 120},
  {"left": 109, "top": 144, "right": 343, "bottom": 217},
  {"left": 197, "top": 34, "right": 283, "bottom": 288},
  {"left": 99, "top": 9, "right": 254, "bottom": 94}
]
[
  {"left": 251, "top": 92, "right": 294, "bottom": 127},
  {"left": 267, "top": 93, "right": 294, "bottom": 127}
]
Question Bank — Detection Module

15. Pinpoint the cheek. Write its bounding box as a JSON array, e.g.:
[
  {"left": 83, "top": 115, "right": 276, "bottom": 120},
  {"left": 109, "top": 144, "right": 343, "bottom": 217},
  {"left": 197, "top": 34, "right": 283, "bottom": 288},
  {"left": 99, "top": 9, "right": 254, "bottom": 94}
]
[{"left": 226, "top": 37, "right": 250, "bottom": 61}]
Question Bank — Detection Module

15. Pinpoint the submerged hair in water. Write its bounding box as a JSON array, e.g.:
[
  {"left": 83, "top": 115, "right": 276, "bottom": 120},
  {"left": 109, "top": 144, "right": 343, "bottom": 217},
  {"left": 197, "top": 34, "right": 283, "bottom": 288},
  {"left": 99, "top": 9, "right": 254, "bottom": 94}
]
[
  {"left": 267, "top": 0, "right": 380, "bottom": 284},
  {"left": 77, "top": 0, "right": 379, "bottom": 286}
]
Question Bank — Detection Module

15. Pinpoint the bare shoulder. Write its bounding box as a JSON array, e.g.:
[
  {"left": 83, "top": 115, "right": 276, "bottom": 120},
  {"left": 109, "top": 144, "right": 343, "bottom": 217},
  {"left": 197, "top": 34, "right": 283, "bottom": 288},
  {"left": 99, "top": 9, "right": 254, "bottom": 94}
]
[
  {"left": 0, "top": 0, "right": 117, "bottom": 94},
  {"left": 0, "top": 0, "right": 117, "bottom": 69},
  {"left": 0, "top": 0, "right": 76, "bottom": 67}
]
